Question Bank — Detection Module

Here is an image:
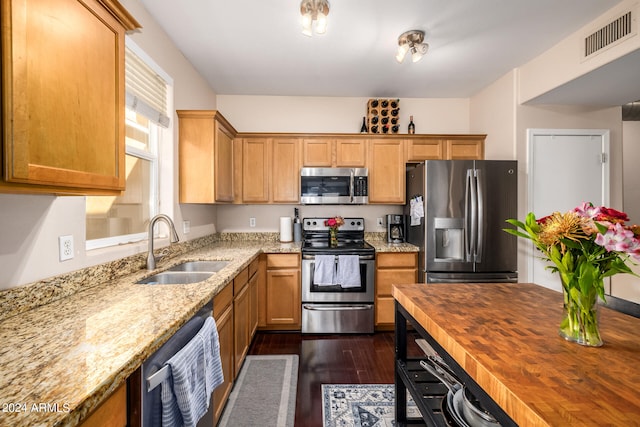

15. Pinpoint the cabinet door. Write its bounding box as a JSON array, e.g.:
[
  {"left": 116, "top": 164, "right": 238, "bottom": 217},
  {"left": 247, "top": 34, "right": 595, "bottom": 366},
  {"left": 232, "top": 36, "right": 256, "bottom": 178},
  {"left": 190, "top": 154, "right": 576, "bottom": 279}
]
[
  {"left": 178, "top": 111, "right": 237, "bottom": 203},
  {"left": 249, "top": 271, "right": 259, "bottom": 338},
  {"left": 213, "top": 304, "right": 234, "bottom": 424},
  {"left": 375, "top": 253, "right": 417, "bottom": 327},
  {"left": 335, "top": 138, "right": 367, "bottom": 167},
  {"left": 79, "top": 383, "right": 126, "bottom": 427},
  {"left": 2, "top": 0, "right": 134, "bottom": 192},
  {"left": 266, "top": 269, "right": 301, "bottom": 327},
  {"left": 271, "top": 138, "right": 300, "bottom": 203},
  {"left": 445, "top": 138, "right": 485, "bottom": 160},
  {"left": 233, "top": 283, "right": 250, "bottom": 376},
  {"left": 368, "top": 139, "right": 406, "bottom": 204},
  {"left": 215, "top": 122, "right": 234, "bottom": 202},
  {"left": 406, "top": 138, "right": 445, "bottom": 161},
  {"left": 302, "top": 139, "right": 333, "bottom": 166},
  {"left": 242, "top": 138, "right": 270, "bottom": 202}
]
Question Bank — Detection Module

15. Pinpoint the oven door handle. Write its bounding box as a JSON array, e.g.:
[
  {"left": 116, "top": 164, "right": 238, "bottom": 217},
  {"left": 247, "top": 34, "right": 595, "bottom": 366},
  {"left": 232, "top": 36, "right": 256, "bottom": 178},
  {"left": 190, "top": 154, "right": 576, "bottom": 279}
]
[{"left": 303, "top": 304, "right": 373, "bottom": 311}]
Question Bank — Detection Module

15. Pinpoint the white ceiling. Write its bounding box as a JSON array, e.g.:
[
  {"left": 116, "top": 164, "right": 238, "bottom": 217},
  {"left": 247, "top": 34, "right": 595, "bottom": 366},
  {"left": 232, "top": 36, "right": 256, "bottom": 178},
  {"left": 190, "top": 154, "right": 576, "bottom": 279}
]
[{"left": 139, "top": 0, "right": 638, "bottom": 105}]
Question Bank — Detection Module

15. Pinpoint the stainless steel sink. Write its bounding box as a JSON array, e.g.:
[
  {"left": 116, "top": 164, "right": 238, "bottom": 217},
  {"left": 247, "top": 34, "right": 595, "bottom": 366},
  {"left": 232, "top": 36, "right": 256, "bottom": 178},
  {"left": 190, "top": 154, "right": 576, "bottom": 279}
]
[
  {"left": 137, "top": 271, "right": 214, "bottom": 285},
  {"left": 167, "top": 260, "right": 230, "bottom": 273}
]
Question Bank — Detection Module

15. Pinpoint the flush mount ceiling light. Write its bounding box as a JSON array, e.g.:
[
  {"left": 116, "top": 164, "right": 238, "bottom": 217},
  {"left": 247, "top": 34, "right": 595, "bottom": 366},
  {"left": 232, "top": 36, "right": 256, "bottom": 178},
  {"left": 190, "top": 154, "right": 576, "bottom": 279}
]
[
  {"left": 395, "top": 30, "right": 429, "bottom": 63},
  {"left": 300, "top": 0, "right": 330, "bottom": 36}
]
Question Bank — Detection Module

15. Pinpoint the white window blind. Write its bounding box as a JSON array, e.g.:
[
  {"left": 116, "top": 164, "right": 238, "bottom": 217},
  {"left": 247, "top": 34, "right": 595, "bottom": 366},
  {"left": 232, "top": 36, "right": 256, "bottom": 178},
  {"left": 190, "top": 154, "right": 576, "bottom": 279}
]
[{"left": 125, "top": 47, "right": 170, "bottom": 127}]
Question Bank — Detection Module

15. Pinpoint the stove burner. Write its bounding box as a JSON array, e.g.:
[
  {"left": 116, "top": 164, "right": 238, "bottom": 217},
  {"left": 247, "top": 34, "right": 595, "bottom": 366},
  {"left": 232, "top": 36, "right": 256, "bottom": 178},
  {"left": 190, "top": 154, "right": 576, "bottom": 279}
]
[{"left": 301, "top": 217, "right": 374, "bottom": 257}]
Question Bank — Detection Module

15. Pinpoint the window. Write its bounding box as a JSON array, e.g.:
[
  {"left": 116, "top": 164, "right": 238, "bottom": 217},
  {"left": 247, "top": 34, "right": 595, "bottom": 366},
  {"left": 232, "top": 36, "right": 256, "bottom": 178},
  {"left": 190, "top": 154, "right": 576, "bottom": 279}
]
[{"left": 86, "top": 39, "right": 172, "bottom": 250}]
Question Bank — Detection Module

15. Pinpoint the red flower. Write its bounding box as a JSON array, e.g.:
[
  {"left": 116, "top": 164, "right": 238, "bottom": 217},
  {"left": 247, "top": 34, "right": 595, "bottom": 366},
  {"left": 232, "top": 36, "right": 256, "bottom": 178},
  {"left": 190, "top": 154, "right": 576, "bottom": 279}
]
[{"left": 596, "top": 207, "right": 629, "bottom": 223}]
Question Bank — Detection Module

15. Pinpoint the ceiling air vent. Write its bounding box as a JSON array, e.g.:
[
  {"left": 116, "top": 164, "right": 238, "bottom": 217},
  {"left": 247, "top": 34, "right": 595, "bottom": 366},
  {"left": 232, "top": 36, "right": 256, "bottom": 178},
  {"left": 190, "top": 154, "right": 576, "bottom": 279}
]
[{"left": 584, "top": 11, "right": 634, "bottom": 57}]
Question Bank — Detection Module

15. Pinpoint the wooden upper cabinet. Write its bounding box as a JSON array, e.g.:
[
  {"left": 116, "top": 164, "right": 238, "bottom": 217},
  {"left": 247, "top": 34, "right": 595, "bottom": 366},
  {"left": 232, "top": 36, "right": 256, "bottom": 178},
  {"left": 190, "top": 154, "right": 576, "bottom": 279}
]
[
  {"left": 302, "top": 138, "right": 367, "bottom": 167},
  {"left": 271, "top": 138, "right": 300, "bottom": 203},
  {"left": 406, "top": 137, "right": 446, "bottom": 161},
  {"left": 242, "top": 137, "right": 270, "bottom": 203},
  {"left": 407, "top": 135, "right": 486, "bottom": 162},
  {"left": 178, "top": 110, "right": 237, "bottom": 203},
  {"left": 302, "top": 139, "right": 333, "bottom": 166},
  {"left": 368, "top": 139, "right": 406, "bottom": 204},
  {"left": 238, "top": 137, "right": 300, "bottom": 204},
  {"left": 335, "top": 139, "right": 367, "bottom": 167},
  {"left": 445, "top": 137, "right": 485, "bottom": 160},
  {"left": 1, "top": 0, "right": 140, "bottom": 194}
]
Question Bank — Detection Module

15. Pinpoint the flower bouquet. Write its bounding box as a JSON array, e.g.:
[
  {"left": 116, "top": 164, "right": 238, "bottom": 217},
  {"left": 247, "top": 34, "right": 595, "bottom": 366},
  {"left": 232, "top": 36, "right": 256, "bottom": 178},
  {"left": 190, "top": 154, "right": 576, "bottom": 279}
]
[
  {"left": 325, "top": 216, "right": 345, "bottom": 247},
  {"left": 504, "top": 202, "right": 640, "bottom": 346}
]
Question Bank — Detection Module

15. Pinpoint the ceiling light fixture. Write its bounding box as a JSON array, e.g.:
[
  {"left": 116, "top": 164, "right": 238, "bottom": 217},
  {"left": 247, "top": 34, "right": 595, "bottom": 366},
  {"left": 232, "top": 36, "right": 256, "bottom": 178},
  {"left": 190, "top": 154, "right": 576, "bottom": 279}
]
[
  {"left": 396, "top": 30, "right": 429, "bottom": 63},
  {"left": 300, "top": 0, "right": 330, "bottom": 36}
]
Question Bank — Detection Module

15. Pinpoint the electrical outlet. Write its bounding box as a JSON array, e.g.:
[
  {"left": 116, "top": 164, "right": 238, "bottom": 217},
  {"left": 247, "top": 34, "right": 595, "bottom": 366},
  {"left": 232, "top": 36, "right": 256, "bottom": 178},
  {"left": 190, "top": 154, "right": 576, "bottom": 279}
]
[
  {"left": 59, "top": 235, "right": 74, "bottom": 261},
  {"left": 182, "top": 220, "right": 191, "bottom": 234},
  {"left": 249, "top": 217, "right": 256, "bottom": 228},
  {"left": 377, "top": 217, "right": 384, "bottom": 227}
]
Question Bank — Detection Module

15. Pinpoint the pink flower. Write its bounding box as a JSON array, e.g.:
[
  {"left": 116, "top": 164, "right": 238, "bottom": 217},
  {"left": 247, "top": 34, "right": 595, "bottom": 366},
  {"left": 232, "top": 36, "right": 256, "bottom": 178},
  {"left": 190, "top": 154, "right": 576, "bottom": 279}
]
[{"left": 595, "top": 223, "right": 638, "bottom": 253}]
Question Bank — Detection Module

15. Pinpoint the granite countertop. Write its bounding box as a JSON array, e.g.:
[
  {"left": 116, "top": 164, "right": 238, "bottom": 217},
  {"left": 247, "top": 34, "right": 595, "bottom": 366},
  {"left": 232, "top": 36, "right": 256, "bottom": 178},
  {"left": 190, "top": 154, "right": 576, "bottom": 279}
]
[
  {"left": 367, "top": 240, "right": 419, "bottom": 253},
  {"left": 0, "top": 238, "right": 300, "bottom": 427}
]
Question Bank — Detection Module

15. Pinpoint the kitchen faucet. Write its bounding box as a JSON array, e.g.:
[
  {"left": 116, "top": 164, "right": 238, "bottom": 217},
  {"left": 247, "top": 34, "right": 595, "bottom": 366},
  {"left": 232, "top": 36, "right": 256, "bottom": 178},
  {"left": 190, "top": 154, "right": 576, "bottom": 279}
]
[{"left": 146, "top": 214, "right": 180, "bottom": 270}]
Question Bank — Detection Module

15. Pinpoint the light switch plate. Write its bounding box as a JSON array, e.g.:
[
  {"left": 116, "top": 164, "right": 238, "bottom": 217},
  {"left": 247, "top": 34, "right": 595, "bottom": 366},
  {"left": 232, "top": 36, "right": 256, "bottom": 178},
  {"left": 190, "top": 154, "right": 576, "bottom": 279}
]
[{"left": 59, "top": 235, "right": 74, "bottom": 261}]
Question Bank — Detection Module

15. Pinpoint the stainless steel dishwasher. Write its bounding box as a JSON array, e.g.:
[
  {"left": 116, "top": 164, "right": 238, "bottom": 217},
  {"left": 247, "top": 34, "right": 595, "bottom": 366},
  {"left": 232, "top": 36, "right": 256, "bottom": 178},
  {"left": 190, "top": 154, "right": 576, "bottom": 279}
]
[{"left": 139, "top": 302, "right": 215, "bottom": 427}]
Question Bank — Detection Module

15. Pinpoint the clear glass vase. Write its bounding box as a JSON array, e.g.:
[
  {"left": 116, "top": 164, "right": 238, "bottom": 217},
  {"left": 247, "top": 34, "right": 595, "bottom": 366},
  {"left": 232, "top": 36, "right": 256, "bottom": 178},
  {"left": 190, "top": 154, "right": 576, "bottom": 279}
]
[
  {"left": 329, "top": 228, "right": 338, "bottom": 248},
  {"left": 559, "top": 285, "right": 603, "bottom": 347}
]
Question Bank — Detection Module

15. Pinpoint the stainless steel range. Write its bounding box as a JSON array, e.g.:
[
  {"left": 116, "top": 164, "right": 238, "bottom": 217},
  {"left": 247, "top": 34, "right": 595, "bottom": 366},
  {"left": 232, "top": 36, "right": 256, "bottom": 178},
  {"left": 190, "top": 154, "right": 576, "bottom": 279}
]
[{"left": 301, "top": 217, "right": 375, "bottom": 334}]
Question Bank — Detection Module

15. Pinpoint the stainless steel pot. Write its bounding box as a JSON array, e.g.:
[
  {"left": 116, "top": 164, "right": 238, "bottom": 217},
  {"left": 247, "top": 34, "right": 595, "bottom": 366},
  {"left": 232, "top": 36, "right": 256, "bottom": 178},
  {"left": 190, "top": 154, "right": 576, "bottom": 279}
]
[{"left": 420, "top": 359, "right": 501, "bottom": 427}]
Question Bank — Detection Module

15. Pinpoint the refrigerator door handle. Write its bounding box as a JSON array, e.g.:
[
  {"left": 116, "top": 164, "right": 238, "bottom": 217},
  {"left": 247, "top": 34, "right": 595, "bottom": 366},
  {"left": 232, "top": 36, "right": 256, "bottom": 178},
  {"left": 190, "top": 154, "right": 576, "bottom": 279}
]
[
  {"left": 465, "top": 169, "right": 475, "bottom": 262},
  {"left": 475, "top": 168, "right": 484, "bottom": 263}
]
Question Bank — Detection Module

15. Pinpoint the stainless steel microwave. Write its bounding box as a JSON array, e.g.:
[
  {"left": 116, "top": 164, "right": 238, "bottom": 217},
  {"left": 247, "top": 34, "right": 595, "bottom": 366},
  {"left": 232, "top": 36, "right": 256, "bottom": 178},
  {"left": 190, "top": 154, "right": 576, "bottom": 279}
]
[{"left": 300, "top": 168, "right": 368, "bottom": 204}]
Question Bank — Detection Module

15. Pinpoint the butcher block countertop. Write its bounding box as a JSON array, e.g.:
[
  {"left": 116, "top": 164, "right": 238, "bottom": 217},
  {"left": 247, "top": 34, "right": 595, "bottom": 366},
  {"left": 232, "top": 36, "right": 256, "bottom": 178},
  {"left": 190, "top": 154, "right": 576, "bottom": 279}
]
[{"left": 392, "top": 282, "right": 640, "bottom": 427}]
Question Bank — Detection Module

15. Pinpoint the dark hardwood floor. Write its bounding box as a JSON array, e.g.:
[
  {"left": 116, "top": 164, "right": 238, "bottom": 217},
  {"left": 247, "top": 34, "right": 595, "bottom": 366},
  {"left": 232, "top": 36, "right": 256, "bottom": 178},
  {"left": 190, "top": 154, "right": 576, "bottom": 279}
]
[{"left": 248, "top": 331, "right": 421, "bottom": 426}]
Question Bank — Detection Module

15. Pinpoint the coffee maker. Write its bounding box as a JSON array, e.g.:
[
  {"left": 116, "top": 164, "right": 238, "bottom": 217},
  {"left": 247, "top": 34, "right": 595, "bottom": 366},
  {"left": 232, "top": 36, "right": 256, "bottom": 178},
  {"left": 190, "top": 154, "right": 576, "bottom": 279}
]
[{"left": 386, "top": 214, "right": 406, "bottom": 243}]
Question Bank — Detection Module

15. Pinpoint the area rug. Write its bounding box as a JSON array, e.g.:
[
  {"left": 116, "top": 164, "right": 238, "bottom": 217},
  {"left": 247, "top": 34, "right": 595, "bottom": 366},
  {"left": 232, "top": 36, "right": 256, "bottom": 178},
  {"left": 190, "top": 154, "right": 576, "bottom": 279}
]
[
  {"left": 322, "top": 384, "right": 420, "bottom": 427},
  {"left": 218, "top": 355, "right": 298, "bottom": 427}
]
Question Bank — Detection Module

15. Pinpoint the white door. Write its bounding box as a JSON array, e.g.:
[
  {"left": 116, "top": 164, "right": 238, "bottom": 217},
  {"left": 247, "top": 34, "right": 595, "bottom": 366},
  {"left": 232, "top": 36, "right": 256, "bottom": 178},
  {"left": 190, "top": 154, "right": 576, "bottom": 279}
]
[{"left": 528, "top": 129, "right": 610, "bottom": 291}]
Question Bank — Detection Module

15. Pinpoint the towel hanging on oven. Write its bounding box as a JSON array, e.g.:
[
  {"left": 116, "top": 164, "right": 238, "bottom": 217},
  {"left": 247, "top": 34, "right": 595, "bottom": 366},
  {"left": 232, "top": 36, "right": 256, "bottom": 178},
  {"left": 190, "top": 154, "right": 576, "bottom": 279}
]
[
  {"left": 336, "top": 255, "right": 361, "bottom": 288},
  {"left": 313, "top": 255, "right": 336, "bottom": 286}
]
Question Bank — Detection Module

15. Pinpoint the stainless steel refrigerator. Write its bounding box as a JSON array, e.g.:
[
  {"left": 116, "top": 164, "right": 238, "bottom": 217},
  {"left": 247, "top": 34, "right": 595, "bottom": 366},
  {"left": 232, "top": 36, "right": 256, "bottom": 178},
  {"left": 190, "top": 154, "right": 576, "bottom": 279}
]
[{"left": 405, "top": 160, "right": 518, "bottom": 283}]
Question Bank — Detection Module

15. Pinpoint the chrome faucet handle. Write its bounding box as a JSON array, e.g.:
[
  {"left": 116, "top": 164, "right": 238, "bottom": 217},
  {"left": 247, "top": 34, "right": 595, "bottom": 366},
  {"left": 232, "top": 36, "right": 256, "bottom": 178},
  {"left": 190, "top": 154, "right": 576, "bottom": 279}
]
[{"left": 146, "top": 214, "right": 180, "bottom": 270}]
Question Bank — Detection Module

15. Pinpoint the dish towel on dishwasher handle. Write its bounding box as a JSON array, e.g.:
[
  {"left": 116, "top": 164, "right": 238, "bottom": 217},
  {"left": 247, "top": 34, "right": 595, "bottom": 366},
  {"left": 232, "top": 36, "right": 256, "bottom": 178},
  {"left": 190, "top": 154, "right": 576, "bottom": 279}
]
[
  {"left": 313, "top": 255, "right": 336, "bottom": 286},
  {"left": 336, "top": 255, "right": 361, "bottom": 288},
  {"left": 161, "top": 316, "right": 224, "bottom": 427}
]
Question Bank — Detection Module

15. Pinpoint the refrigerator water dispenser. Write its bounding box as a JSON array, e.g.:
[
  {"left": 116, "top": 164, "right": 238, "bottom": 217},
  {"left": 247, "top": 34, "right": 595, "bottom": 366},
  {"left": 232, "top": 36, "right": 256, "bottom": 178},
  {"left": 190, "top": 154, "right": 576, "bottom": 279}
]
[{"left": 434, "top": 218, "right": 464, "bottom": 261}]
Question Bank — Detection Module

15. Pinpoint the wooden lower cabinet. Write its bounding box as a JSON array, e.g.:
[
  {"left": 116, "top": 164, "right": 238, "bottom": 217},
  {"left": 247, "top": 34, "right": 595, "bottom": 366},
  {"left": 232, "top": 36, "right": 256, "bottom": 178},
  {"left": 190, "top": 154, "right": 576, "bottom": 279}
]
[
  {"left": 212, "top": 283, "right": 234, "bottom": 424},
  {"left": 79, "top": 383, "right": 126, "bottom": 427},
  {"left": 259, "top": 253, "right": 301, "bottom": 330},
  {"left": 233, "top": 276, "right": 250, "bottom": 377},
  {"left": 212, "top": 258, "right": 260, "bottom": 424},
  {"left": 375, "top": 252, "right": 418, "bottom": 329}
]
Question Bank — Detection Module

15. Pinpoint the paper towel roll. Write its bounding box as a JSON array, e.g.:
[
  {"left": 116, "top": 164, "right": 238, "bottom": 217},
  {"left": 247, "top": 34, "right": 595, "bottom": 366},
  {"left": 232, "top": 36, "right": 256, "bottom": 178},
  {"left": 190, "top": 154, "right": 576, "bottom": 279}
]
[{"left": 280, "top": 217, "right": 293, "bottom": 242}]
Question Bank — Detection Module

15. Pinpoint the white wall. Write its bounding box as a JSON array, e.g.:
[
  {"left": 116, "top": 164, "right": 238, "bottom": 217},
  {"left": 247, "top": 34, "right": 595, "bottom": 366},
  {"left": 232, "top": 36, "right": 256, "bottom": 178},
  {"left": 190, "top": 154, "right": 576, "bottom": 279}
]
[
  {"left": 216, "top": 96, "right": 470, "bottom": 134},
  {"left": 0, "top": 1, "right": 218, "bottom": 290},
  {"left": 518, "top": 0, "right": 640, "bottom": 104}
]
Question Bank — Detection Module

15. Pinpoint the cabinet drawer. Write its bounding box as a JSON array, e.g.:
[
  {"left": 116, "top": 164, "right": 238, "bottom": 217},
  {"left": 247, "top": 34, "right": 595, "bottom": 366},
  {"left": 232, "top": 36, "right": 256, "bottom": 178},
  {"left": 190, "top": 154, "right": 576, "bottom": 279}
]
[
  {"left": 234, "top": 267, "right": 249, "bottom": 294},
  {"left": 214, "top": 283, "right": 233, "bottom": 318},
  {"left": 376, "top": 269, "right": 418, "bottom": 296},
  {"left": 266, "top": 254, "right": 300, "bottom": 269},
  {"left": 249, "top": 257, "right": 259, "bottom": 277},
  {"left": 376, "top": 253, "right": 417, "bottom": 269}
]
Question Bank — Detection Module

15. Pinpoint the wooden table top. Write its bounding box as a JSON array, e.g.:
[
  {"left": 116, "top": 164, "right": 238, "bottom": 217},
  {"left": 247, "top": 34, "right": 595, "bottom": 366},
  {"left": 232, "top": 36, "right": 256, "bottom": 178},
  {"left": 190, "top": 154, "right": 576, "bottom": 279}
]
[{"left": 393, "top": 282, "right": 640, "bottom": 427}]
